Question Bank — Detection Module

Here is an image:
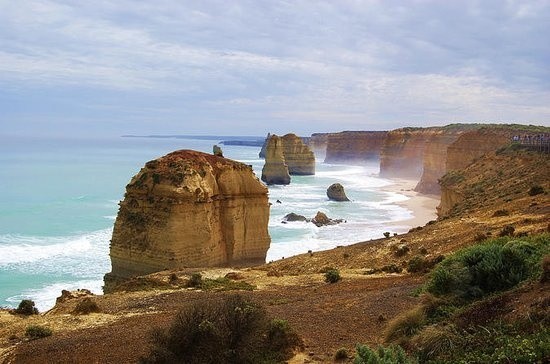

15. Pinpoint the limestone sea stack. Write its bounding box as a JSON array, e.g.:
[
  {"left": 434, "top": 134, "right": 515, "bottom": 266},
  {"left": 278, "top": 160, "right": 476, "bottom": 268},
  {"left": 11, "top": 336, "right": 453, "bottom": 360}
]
[
  {"left": 281, "top": 133, "right": 316, "bottom": 175},
  {"left": 326, "top": 183, "right": 350, "bottom": 201},
  {"left": 104, "top": 150, "right": 271, "bottom": 292},
  {"left": 261, "top": 135, "right": 291, "bottom": 185}
]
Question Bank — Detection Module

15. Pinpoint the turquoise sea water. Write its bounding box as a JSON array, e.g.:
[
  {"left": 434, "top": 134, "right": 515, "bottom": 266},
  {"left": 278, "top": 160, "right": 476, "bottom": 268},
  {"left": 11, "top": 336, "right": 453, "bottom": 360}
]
[{"left": 0, "top": 135, "right": 413, "bottom": 310}]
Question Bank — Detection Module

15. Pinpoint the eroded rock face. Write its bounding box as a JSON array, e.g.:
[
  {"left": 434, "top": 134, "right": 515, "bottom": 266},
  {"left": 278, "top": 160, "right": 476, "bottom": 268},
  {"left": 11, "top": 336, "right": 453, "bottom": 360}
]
[
  {"left": 258, "top": 133, "right": 271, "bottom": 158},
  {"left": 414, "top": 126, "right": 476, "bottom": 195},
  {"left": 261, "top": 135, "right": 291, "bottom": 185},
  {"left": 104, "top": 150, "right": 271, "bottom": 292},
  {"left": 326, "top": 183, "right": 350, "bottom": 201},
  {"left": 379, "top": 127, "right": 440, "bottom": 179},
  {"left": 325, "top": 131, "right": 388, "bottom": 163},
  {"left": 281, "top": 133, "right": 316, "bottom": 175}
]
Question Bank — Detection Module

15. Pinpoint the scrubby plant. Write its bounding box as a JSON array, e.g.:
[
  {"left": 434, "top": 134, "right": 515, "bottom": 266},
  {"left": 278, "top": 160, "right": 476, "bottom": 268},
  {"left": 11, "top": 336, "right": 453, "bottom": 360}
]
[
  {"left": 383, "top": 232, "right": 391, "bottom": 239},
  {"left": 15, "top": 299, "right": 38, "bottom": 315},
  {"left": 25, "top": 325, "right": 52, "bottom": 340},
  {"left": 324, "top": 268, "right": 341, "bottom": 283},
  {"left": 410, "top": 324, "right": 460, "bottom": 361},
  {"left": 73, "top": 297, "right": 100, "bottom": 315},
  {"left": 353, "top": 344, "right": 416, "bottom": 364},
  {"left": 426, "top": 237, "right": 546, "bottom": 300},
  {"left": 140, "top": 294, "right": 302, "bottom": 364},
  {"left": 384, "top": 307, "right": 426, "bottom": 344},
  {"left": 334, "top": 347, "right": 349, "bottom": 361},
  {"left": 499, "top": 225, "right": 515, "bottom": 237},
  {"left": 407, "top": 256, "right": 426, "bottom": 273},
  {"left": 528, "top": 185, "right": 544, "bottom": 196},
  {"left": 187, "top": 272, "right": 203, "bottom": 288}
]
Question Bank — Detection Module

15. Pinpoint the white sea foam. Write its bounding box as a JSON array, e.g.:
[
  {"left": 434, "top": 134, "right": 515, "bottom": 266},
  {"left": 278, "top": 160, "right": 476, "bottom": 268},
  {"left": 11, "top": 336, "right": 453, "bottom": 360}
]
[
  {"left": 0, "top": 229, "right": 111, "bottom": 267},
  {"left": 6, "top": 279, "right": 104, "bottom": 312}
]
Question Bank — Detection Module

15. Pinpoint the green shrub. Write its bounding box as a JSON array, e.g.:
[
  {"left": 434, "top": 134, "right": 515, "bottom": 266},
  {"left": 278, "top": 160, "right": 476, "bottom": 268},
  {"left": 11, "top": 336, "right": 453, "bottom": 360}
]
[
  {"left": 353, "top": 344, "right": 416, "bottom": 364},
  {"left": 324, "top": 269, "right": 341, "bottom": 283},
  {"left": 14, "top": 299, "right": 38, "bottom": 315},
  {"left": 25, "top": 325, "right": 52, "bottom": 340},
  {"left": 140, "top": 294, "right": 301, "bottom": 364},
  {"left": 383, "top": 232, "right": 391, "bottom": 239},
  {"left": 426, "top": 236, "right": 547, "bottom": 300}
]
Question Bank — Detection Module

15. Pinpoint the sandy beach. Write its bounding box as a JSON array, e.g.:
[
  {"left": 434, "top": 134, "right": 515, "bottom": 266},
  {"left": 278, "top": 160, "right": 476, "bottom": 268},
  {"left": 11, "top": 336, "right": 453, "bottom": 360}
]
[{"left": 384, "top": 178, "right": 440, "bottom": 229}]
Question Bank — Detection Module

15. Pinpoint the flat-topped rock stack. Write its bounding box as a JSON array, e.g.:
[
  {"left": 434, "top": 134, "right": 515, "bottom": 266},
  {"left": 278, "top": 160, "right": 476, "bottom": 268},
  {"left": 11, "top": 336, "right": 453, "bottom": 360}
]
[{"left": 104, "top": 150, "right": 271, "bottom": 292}]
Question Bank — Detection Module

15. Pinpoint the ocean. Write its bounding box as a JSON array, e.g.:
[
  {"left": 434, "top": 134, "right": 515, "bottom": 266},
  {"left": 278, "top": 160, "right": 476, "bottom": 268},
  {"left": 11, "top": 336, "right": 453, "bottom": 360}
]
[{"left": 0, "top": 135, "right": 414, "bottom": 311}]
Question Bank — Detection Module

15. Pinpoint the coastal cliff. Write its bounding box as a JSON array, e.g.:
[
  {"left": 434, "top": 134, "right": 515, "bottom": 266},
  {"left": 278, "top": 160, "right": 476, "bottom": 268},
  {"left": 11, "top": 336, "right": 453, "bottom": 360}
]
[
  {"left": 281, "top": 133, "right": 315, "bottom": 175},
  {"left": 379, "top": 127, "right": 441, "bottom": 179},
  {"left": 104, "top": 150, "right": 271, "bottom": 291},
  {"left": 261, "top": 135, "right": 291, "bottom": 185},
  {"left": 414, "top": 125, "right": 478, "bottom": 195},
  {"left": 324, "top": 131, "right": 387, "bottom": 163}
]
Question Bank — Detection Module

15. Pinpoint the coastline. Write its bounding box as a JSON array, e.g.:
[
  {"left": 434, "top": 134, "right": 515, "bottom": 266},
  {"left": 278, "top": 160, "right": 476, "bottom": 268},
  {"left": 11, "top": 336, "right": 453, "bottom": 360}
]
[{"left": 383, "top": 178, "right": 440, "bottom": 230}]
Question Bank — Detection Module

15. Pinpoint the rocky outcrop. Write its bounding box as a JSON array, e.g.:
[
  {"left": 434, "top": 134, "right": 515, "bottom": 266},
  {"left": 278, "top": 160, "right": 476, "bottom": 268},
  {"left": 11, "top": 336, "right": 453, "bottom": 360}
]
[
  {"left": 258, "top": 133, "right": 271, "bottom": 158},
  {"left": 325, "top": 131, "right": 388, "bottom": 163},
  {"left": 311, "top": 211, "right": 344, "bottom": 227},
  {"left": 281, "top": 133, "right": 315, "bottom": 175},
  {"left": 379, "top": 127, "right": 442, "bottom": 179},
  {"left": 261, "top": 135, "right": 291, "bottom": 185},
  {"left": 213, "top": 145, "right": 223, "bottom": 157},
  {"left": 326, "top": 183, "right": 350, "bottom": 201},
  {"left": 282, "top": 213, "right": 308, "bottom": 222},
  {"left": 104, "top": 150, "right": 271, "bottom": 292}
]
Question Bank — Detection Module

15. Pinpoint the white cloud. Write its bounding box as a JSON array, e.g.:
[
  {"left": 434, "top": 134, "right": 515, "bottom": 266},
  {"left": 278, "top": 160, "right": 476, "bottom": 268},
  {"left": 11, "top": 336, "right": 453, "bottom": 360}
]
[{"left": 0, "top": 0, "right": 549, "bottom": 136}]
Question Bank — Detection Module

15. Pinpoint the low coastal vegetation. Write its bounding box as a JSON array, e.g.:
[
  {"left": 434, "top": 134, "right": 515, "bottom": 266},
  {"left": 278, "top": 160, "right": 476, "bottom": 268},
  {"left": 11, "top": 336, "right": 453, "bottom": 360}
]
[
  {"left": 353, "top": 233, "right": 549, "bottom": 363},
  {"left": 140, "top": 294, "right": 302, "bottom": 364}
]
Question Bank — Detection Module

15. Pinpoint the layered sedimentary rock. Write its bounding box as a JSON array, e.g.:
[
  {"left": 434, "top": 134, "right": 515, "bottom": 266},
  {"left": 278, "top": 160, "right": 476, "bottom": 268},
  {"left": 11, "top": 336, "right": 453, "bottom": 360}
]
[
  {"left": 281, "top": 133, "right": 315, "bottom": 175},
  {"left": 261, "top": 135, "right": 291, "bottom": 185},
  {"left": 379, "top": 127, "right": 442, "bottom": 179},
  {"left": 258, "top": 133, "right": 271, "bottom": 158},
  {"left": 326, "top": 183, "right": 350, "bottom": 201},
  {"left": 414, "top": 125, "right": 478, "bottom": 195},
  {"left": 446, "top": 127, "right": 520, "bottom": 171},
  {"left": 324, "top": 131, "right": 388, "bottom": 163},
  {"left": 104, "top": 150, "right": 271, "bottom": 291}
]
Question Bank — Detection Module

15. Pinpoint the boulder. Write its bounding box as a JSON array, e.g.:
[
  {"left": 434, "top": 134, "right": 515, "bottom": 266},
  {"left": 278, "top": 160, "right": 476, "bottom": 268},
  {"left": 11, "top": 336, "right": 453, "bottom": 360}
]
[
  {"left": 213, "top": 144, "right": 223, "bottom": 157},
  {"left": 261, "top": 135, "right": 291, "bottom": 185},
  {"left": 282, "top": 212, "right": 309, "bottom": 222},
  {"left": 311, "top": 211, "right": 344, "bottom": 227},
  {"left": 104, "top": 150, "right": 271, "bottom": 292},
  {"left": 326, "top": 183, "right": 350, "bottom": 201}
]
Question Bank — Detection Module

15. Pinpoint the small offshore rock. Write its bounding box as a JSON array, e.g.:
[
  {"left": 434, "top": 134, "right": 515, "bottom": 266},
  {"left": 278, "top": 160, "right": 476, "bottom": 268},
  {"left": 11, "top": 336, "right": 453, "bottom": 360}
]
[
  {"left": 283, "top": 212, "right": 309, "bottom": 222},
  {"left": 326, "top": 183, "right": 350, "bottom": 201},
  {"left": 311, "top": 211, "right": 344, "bottom": 227}
]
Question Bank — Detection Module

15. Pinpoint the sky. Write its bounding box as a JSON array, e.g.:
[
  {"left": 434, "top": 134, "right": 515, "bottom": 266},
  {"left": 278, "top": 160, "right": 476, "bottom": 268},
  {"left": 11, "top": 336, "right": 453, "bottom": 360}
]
[{"left": 1, "top": 0, "right": 549, "bottom": 137}]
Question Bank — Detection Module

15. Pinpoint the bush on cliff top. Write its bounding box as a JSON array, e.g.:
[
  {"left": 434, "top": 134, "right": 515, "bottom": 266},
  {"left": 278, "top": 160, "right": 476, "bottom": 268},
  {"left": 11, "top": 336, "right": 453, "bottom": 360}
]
[
  {"left": 140, "top": 294, "right": 302, "bottom": 364},
  {"left": 426, "top": 235, "right": 548, "bottom": 301}
]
